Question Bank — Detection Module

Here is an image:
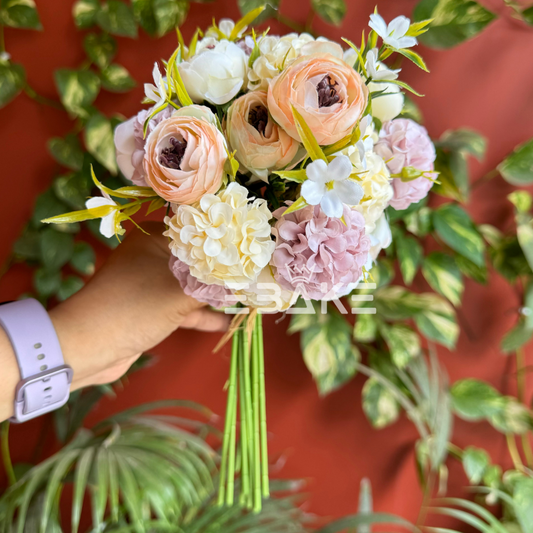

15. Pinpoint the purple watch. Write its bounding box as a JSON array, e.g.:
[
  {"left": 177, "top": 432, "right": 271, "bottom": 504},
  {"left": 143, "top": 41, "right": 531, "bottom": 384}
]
[{"left": 0, "top": 299, "right": 73, "bottom": 423}]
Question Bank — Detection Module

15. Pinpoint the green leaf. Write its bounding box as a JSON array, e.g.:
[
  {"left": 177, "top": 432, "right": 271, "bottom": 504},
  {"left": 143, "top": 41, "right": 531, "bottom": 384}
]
[
  {"left": 13, "top": 227, "right": 40, "bottom": 260},
  {"left": 97, "top": 0, "right": 138, "bottom": 37},
  {"left": 0, "top": 61, "right": 26, "bottom": 108},
  {"left": 48, "top": 134, "right": 84, "bottom": 171},
  {"left": 404, "top": 206, "right": 432, "bottom": 237},
  {"left": 455, "top": 253, "right": 487, "bottom": 284},
  {"left": 451, "top": 379, "right": 505, "bottom": 421},
  {"left": 512, "top": 477, "right": 533, "bottom": 533},
  {"left": 432, "top": 203, "right": 485, "bottom": 267},
  {"left": 362, "top": 377, "right": 400, "bottom": 429},
  {"left": 431, "top": 148, "right": 466, "bottom": 202},
  {"left": 291, "top": 104, "right": 327, "bottom": 161},
  {"left": 70, "top": 242, "right": 96, "bottom": 276},
  {"left": 462, "top": 446, "right": 490, "bottom": 484},
  {"left": 394, "top": 48, "right": 429, "bottom": 72},
  {"left": 498, "top": 138, "right": 533, "bottom": 186},
  {"left": 153, "top": 0, "right": 189, "bottom": 36},
  {"left": 422, "top": 252, "right": 463, "bottom": 306},
  {"left": 311, "top": 0, "right": 346, "bottom": 26},
  {"left": 33, "top": 268, "right": 62, "bottom": 298},
  {"left": 374, "top": 286, "right": 424, "bottom": 320},
  {"left": 53, "top": 172, "right": 93, "bottom": 210},
  {"left": 84, "top": 113, "right": 118, "bottom": 174},
  {"left": 83, "top": 33, "right": 117, "bottom": 69},
  {"left": 293, "top": 303, "right": 360, "bottom": 395},
  {"left": 381, "top": 324, "right": 421, "bottom": 368},
  {"left": 523, "top": 6, "right": 533, "bottom": 25},
  {"left": 353, "top": 314, "right": 378, "bottom": 343},
  {"left": 437, "top": 128, "right": 487, "bottom": 160},
  {"left": 100, "top": 64, "right": 136, "bottom": 92},
  {"left": 31, "top": 189, "right": 70, "bottom": 229},
  {"left": 237, "top": 0, "right": 280, "bottom": 25},
  {"left": 501, "top": 320, "right": 533, "bottom": 354},
  {"left": 72, "top": 0, "right": 100, "bottom": 28},
  {"left": 413, "top": 0, "right": 496, "bottom": 49},
  {"left": 0, "top": 0, "right": 42, "bottom": 29},
  {"left": 395, "top": 231, "right": 423, "bottom": 285},
  {"left": 400, "top": 96, "right": 424, "bottom": 123},
  {"left": 132, "top": 0, "right": 157, "bottom": 35},
  {"left": 57, "top": 276, "right": 85, "bottom": 301},
  {"left": 414, "top": 293, "right": 459, "bottom": 348},
  {"left": 39, "top": 228, "right": 75, "bottom": 270},
  {"left": 54, "top": 69, "right": 100, "bottom": 117}
]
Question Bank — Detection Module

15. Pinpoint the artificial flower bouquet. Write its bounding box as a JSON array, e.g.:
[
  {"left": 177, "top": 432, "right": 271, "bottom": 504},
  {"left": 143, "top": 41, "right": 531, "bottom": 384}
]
[{"left": 44, "top": 6, "right": 436, "bottom": 511}]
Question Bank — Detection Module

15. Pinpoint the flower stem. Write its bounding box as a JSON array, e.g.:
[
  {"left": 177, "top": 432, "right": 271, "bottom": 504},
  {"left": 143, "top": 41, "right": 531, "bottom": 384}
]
[
  {"left": 238, "top": 331, "right": 250, "bottom": 507},
  {"left": 242, "top": 320, "right": 255, "bottom": 511},
  {"left": 257, "top": 314, "right": 269, "bottom": 498},
  {"left": 516, "top": 347, "right": 526, "bottom": 403},
  {"left": 24, "top": 85, "right": 63, "bottom": 110},
  {"left": 251, "top": 320, "right": 262, "bottom": 512},
  {"left": 0, "top": 24, "right": 5, "bottom": 55},
  {"left": 217, "top": 330, "right": 239, "bottom": 506},
  {"left": 506, "top": 433, "right": 526, "bottom": 473},
  {"left": 226, "top": 343, "right": 239, "bottom": 506},
  {"left": 1, "top": 421, "right": 16, "bottom": 486}
]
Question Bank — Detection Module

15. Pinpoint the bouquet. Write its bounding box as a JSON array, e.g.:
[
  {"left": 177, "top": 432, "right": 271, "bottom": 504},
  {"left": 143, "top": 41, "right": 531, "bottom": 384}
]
[{"left": 43, "top": 6, "right": 436, "bottom": 511}]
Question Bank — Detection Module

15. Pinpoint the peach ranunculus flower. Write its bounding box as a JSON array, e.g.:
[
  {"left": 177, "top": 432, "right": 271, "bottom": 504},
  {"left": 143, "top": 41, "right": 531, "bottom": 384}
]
[
  {"left": 226, "top": 91, "right": 300, "bottom": 182},
  {"left": 267, "top": 53, "right": 368, "bottom": 146},
  {"left": 143, "top": 106, "right": 226, "bottom": 204}
]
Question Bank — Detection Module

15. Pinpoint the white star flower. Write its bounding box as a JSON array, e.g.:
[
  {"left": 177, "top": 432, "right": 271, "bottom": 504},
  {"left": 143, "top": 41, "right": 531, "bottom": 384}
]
[
  {"left": 144, "top": 63, "right": 168, "bottom": 108},
  {"left": 85, "top": 194, "right": 121, "bottom": 239},
  {"left": 365, "top": 49, "right": 401, "bottom": 81},
  {"left": 369, "top": 14, "right": 417, "bottom": 50},
  {"left": 301, "top": 156, "right": 364, "bottom": 218}
]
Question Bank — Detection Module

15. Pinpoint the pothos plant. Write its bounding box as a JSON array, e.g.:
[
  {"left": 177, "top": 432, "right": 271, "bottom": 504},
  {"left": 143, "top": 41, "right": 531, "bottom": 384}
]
[{"left": 2, "top": 0, "right": 533, "bottom": 532}]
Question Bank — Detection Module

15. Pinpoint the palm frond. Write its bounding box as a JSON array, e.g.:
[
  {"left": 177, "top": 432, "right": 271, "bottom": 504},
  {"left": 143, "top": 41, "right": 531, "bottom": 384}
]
[{"left": 0, "top": 402, "right": 217, "bottom": 533}]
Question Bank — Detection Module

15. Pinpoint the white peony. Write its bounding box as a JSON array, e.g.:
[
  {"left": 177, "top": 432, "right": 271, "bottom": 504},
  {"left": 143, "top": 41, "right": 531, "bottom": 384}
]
[
  {"left": 178, "top": 40, "right": 248, "bottom": 105},
  {"left": 165, "top": 183, "right": 275, "bottom": 288},
  {"left": 368, "top": 79, "right": 404, "bottom": 122},
  {"left": 368, "top": 213, "right": 392, "bottom": 260},
  {"left": 247, "top": 33, "right": 317, "bottom": 91}
]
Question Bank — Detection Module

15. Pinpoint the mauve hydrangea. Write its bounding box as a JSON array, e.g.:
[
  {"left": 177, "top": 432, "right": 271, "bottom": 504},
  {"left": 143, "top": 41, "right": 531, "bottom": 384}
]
[
  {"left": 115, "top": 107, "right": 173, "bottom": 186},
  {"left": 374, "top": 118, "right": 436, "bottom": 210},
  {"left": 169, "top": 256, "right": 233, "bottom": 309},
  {"left": 271, "top": 204, "right": 371, "bottom": 300}
]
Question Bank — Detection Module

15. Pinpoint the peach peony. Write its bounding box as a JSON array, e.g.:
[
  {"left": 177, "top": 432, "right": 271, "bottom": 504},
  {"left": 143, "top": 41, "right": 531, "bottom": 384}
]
[
  {"left": 226, "top": 91, "right": 300, "bottom": 182},
  {"left": 143, "top": 106, "right": 226, "bottom": 204},
  {"left": 267, "top": 53, "right": 368, "bottom": 145}
]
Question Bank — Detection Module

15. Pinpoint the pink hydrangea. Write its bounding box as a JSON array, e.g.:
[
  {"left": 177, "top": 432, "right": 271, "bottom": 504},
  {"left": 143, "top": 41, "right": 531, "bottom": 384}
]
[
  {"left": 169, "top": 256, "right": 233, "bottom": 309},
  {"left": 374, "top": 118, "right": 436, "bottom": 210},
  {"left": 115, "top": 107, "right": 173, "bottom": 186},
  {"left": 271, "top": 204, "right": 370, "bottom": 300}
]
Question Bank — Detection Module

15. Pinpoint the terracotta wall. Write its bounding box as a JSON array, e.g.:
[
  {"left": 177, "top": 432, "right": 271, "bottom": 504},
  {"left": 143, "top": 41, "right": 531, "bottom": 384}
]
[{"left": 1, "top": 0, "right": 533, "bottom": 527}]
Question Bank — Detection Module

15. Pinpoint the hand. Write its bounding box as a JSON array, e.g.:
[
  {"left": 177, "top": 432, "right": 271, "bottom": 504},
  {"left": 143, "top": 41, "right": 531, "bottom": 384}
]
[{"left": 49, "top": 222, "right": 229, "bottom": 391}]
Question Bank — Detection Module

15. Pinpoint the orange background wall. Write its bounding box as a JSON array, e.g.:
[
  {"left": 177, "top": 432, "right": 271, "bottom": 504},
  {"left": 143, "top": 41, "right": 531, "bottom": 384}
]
[{"left": 1, "top": 0, "right": 533, "bottom": 528}]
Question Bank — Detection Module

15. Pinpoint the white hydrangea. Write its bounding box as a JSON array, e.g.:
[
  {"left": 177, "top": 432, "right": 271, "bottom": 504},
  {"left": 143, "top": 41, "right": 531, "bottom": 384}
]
[
  {"left": 247, "top": 33, "right": 316, "bottom": 91},
  {"left": 165, "top": 183, "right": 275, "bottom": 288}
]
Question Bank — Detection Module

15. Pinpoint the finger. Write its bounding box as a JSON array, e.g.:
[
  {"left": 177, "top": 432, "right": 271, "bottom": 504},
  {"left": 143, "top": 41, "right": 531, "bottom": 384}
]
[{"left": 180, "top": 308, "right": 231, "bottom": 332}]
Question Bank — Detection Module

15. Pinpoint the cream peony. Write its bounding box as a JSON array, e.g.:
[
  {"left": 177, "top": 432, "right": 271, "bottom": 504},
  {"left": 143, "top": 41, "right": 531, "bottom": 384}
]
[
  {"left": 247, "top": 33, "right": 315, "bottom": 91},
  {"left": 225, "top": 90, "right": 300, "bottom": 182},
  {"left": 164, "top": 182, "right": 275, "bottom": 288},
  {"left": 368, "top": 80, "right": 404, "bottom": 123},
  {"left": 343, "top": 147, "right": 393, "bottom": 233},
  {"left": 143, "top": 106, "right": 226, "bottom": 204},
  {"left": 267, "top": 53, "right": 368, "bottom": 145},
  {"left": 178, "top": 40, "right": 248, "bottom": 105}
]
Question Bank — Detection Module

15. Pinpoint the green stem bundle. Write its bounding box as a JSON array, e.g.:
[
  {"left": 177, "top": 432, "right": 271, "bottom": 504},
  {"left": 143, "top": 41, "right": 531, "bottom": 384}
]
[{"left": 218, "top": 314, "right": 269, "bottom": 512}]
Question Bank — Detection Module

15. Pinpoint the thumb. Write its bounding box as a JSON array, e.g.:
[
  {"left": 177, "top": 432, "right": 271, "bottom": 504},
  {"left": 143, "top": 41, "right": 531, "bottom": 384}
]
[{"left": 179, "top": 308, "right": 231, "bottom": 332}]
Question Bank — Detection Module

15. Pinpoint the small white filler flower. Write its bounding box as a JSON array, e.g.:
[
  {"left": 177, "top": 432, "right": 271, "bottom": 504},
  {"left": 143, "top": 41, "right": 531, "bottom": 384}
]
[
  {"left": 301, "top": 155, "right": 364, "bottom": 218},
  {"left": 369, "top": 14, "right": 417, "bottom": 50},
  {"left": 144, "top": 63, "right": 168, "bottom": 108},
  {"left": 85, "top": 194, "right": 121, "bottom": 239}
]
